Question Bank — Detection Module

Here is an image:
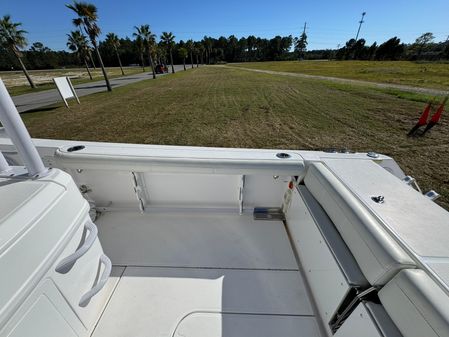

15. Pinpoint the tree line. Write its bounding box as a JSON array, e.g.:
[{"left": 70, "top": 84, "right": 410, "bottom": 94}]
[
  {"left": 1, "top": 1, "right": 449, "bottom": 91},
  {"left": 0, "top": 33, "right": 298, "bottom": 71},
  {"left": 3, "top": 29, "right": 448, "bottom": 73},
  {"left": 316, "top": 33, "right": 449, "bottom": 61}
]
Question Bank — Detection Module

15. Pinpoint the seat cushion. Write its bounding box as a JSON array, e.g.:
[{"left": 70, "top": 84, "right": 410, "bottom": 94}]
[
  {"left": 379, "top": 269, "right": 449, "bottom": 337},
  {"left": 304, "top": 162, "right": 415, "bottom": 285}
]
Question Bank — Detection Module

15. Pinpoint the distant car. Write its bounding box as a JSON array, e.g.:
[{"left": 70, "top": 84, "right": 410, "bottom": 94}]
[{"left": 155, "top": 64, "right": 168, "bottom": 74}]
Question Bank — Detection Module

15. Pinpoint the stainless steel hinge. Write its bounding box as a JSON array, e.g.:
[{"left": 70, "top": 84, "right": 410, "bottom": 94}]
[{"left": 132, "top": 172, "right": 147, "bottom": 212}]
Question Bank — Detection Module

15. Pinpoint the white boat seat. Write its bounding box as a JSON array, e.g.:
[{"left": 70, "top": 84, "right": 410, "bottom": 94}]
[
  {"left": 304, "top": 162, "right": 415, "bottom": 286},
  {"left": 379, "top": 269, "right": 449, "bottom": 337}
]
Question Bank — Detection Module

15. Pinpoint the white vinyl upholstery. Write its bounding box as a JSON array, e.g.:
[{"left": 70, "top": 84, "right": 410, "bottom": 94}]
[
  {"left": 379, "top": 269, "right": 449, "bottom": 337},
  {"left": 304, "top": 162, "right": 415, "bottom": 286}
]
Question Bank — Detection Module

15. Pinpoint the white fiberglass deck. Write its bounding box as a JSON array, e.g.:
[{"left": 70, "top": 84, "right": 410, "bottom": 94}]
[
  {"left": 92, "top": 212, "right": 322, "bottom": 337},
  {"left": 96, "top": 212, "right": 299, "bottom": 269}
]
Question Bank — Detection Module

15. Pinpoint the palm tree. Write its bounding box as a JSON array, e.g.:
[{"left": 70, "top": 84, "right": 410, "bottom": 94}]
[
  {"left": 135, "top": 36, "right": 145, "bottom": 72},
  {"left": 194, "top": 42, "right": 202, "bottom": 68},
  {"left": 66, "top": 1, "right": 112, "bottom": 91},
  {"left": 133, "top": 25, "right": 156, "bottom": 79},
  {"left": 154, "top": 43, "right": 164, "bottom": 65},
  {"left": 186, "top": 39, "right": 194, "bottom": 69},
  {"left": 160, "top": 32, "right": 175, "bottom": 73},
  {"left": 67, "top": 30, "right": 93, "bottom": 80},
  {"left": 105, "top": 32, "right": 124, "bottom": 75},
  {"left": 0, "top": 15, "right": 36, "bottom": 88},
  {"left": 202, "top": 36, "right": 213, "bottom": 64},
  {"left": 198, "top": 42, "right": 205, "bottom": 65},
  {"left": 178, "top": 47, "right": 188, "bottom": 71},
  {"left": 88, "top": 47, "right": 96, "bottom": 68}
]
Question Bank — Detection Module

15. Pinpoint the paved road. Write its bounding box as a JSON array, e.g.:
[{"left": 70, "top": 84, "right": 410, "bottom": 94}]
[
  {"left": 226, "top": 65, "right": 449, "bottom": 96},
  {"left": 12, "top": 64, "right": 188, "bottom": 113}
]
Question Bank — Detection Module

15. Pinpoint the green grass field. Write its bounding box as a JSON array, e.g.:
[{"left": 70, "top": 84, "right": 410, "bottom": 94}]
[
  {"left": 0, "top": 66, "right": 144, "bottom": 96},
  {"left": 232, "top": 60, "right": 449, "bottom": 90},
  {"left": 21, "top": 66, "right": 449, "bottom": 209}
]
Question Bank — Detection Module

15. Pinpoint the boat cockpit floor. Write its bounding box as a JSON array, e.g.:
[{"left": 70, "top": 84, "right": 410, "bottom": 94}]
[{"left": 91, "top": 212, "right": 322, "bottom": 337}]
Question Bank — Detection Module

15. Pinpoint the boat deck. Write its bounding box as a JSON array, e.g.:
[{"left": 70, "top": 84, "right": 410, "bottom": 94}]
[{"left": 91, "top": 211, "right": 322, "bottom": 337}]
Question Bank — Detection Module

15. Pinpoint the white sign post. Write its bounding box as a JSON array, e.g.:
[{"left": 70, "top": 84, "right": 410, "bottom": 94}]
[{"left": 53, "top": 77, "right": 80, "bottom": 108}]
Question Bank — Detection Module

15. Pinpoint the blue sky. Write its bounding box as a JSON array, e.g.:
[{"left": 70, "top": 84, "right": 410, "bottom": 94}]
[{"left": 2, "top": 0, "right": 448, "bottom": 51}]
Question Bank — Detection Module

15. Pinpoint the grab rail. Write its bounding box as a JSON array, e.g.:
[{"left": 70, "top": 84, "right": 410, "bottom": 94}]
[
  {"left": 79, "top": 254, "right": 112, "bottom": 307},
  {"left": 55, "top": 221, "right": 98, "bottom": 273}
]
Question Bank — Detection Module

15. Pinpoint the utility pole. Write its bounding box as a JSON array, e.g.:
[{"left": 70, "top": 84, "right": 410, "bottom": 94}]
[
  {"left": 355, "top": 12, "right": 366, "bottom": 42},
  {"left": 332, "top": 44, "right": 341, "bottom": 60}
]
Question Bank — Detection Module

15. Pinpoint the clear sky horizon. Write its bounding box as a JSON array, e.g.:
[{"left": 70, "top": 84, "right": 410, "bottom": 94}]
[{"left": 2, "top": 0, "right": 448, "bottom": 51}]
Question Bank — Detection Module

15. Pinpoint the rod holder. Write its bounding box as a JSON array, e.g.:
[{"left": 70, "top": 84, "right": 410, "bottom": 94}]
[{"left": 0, "top": 79, "right": 48, "bottom": 177}]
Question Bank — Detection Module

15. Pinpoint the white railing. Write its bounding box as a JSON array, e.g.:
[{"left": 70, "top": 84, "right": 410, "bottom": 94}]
[{"left": 0, "top": 79, "right": 48, "bottom": 177}]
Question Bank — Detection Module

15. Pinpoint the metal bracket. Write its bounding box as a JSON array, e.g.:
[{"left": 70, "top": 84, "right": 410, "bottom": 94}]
[
  {"left": 402, "top": 175, "right": 422, "bottom": 193},
  {"left": 0, "top": 166, "right": 28, "bottom": 179},
  {"left": 132, "top": 172, "right": 147, "bottom": 213},
  {"left": 253, "top": 207, "right": 285, "bottom": 221},
  {"left": 402, "top": 176, "right": 440, "bottom": 201},
  {"left": 238, "top": 175, "right": 245, "bottom": 215},
  {"left": 77, "top": 184, "right": 99, "bottom": 221},
  {"left": 329, "top": 286, "right": 378, "bottom": 334},
  {"left": 79, "top": 184, "right": 92, "bottom": 194},
  {"left": 0, "top": 166, "right": 52, "bottom": 179}
]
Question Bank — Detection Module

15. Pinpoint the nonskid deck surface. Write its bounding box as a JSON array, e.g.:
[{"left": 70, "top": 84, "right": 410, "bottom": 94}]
[{"left": 92, "top": 212, "right": 322, "bottom": 337}]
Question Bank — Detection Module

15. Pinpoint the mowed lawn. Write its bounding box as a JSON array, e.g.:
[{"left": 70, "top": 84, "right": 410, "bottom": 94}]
[
  {"left": 232, "top": 60, "right": 449, "bottom": 90},
  {"left": 22, "top": 66, "right": 449, "bottom": 209}
]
